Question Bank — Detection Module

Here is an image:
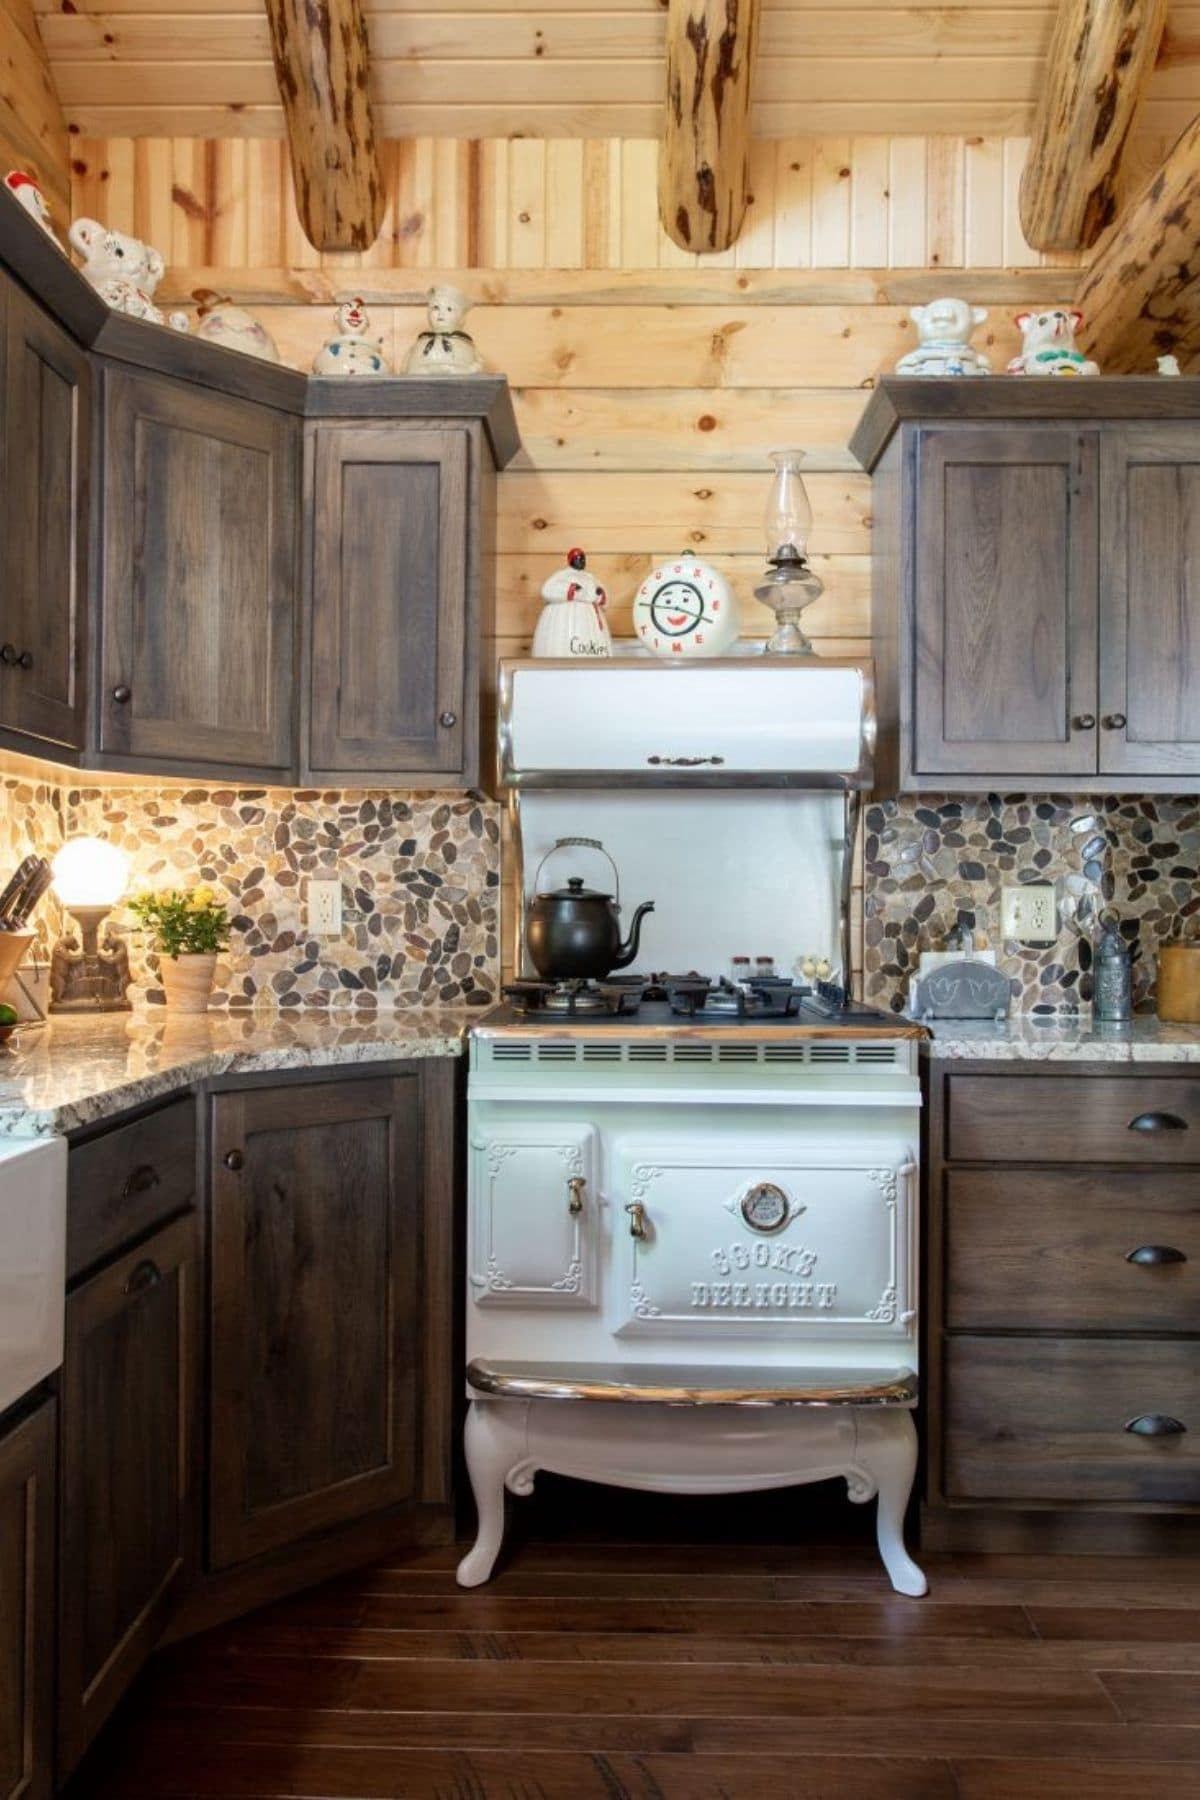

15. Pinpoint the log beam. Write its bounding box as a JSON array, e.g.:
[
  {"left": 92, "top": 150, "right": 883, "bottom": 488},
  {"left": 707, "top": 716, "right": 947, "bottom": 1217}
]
[
  {"left": 659, "top": 0, "right": 760, "bottom": 255},
  {"left": 1075, "top": 113, "right": 1200, "bottom": 370},
  {"left": 1020, "top": 0, "right": 1167, "bottom": 253},
  {"left": 263, "top": 0, "right": 384, "bottom": 254}
]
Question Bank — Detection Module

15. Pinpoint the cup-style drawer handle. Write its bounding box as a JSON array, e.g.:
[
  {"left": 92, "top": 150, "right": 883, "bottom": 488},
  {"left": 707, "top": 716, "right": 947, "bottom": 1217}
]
[
  {"left": 1125, "top": 1413, "right": 1187, "bottom": 1437},
  {"left": 1128, "top": 1111, "right": 1188, "bottom": 1133},
  {"left": 1126, "top": 1244, "right": 1188, "bottom": 1266},
  {"left": 121, "top": 1162, "right": 161, "bottom": 1199},
  {"left": 124, "top": 1258, "right": 163, "bottom": 1297}
]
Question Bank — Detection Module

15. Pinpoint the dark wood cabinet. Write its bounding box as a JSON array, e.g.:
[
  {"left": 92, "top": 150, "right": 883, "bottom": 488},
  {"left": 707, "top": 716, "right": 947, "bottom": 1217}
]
[
  {"left": 855, "top": 380, "right": 1200, "bottom": 793},
  {"left": 57, "top": 1210, "right": 200, "bottom": 1777},
  {"left": 98, "top": 367, "right": 298, "bottom": 779},
  {"left": 304, "top": 423, "right": 477, "bottom": 785},
  {"left": 0, "top": 1400, "right": 55, "bottom": 1800},
  {"left": 208, "top": 1065, "right": 455, "bottom": 1569},
  {"left": 0, "top": 278, "right": 90, "bottom": 753}
]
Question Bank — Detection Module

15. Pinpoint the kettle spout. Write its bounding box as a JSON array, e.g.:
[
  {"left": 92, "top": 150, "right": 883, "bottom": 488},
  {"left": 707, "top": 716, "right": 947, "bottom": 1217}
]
[{"left": 612, "top": 901, "right": 655, "bottom": 970}]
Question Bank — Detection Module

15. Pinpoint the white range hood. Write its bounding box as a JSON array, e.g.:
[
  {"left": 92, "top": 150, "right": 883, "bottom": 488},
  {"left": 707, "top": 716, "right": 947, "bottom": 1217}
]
[{"left": 499, "top": 659, "right": 875, "bottom": 789}]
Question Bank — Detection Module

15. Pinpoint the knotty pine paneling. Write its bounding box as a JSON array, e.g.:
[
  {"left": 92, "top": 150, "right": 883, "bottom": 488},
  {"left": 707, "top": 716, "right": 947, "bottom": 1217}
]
[{"left": 0, "top": 0, "right": 69, "bottom": 213}]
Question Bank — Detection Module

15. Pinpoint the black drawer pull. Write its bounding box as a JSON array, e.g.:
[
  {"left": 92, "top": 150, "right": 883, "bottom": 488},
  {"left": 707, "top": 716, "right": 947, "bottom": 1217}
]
[
  {"left": 1125, "top": 1413, "right": 1187, "bottom": 1438},
  {"left": 121, "top": 1162, "right": 161, "bottom": 1200},
  {"left": 1128, "top": 1111, "right": 1188, "bottom": 1133},
  {"left": 1126, "top": 1244, "right": 1188, "bottom": 1266},
  {"left": 124, "top": 1258, "right": 163, "bottom": 1297}
]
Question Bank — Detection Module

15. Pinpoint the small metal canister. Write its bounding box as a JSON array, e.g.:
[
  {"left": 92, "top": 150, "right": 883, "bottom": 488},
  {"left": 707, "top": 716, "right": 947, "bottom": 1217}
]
[{"left": 1093, "top": 914, "right": 1133, "bottom": 1022}]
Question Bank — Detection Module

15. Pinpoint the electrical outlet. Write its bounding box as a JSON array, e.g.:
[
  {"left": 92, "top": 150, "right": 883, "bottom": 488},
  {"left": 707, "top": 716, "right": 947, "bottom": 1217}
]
[
  {"left": 1001, "top": 882, "right": 1057, "bottom": 946},
  {"left": 306, "top": 878, "right": 342, "bottom": 937}
]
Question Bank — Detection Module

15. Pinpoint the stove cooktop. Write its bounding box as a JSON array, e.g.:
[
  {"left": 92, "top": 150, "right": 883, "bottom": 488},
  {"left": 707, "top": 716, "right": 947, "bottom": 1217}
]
[{"left": 497, "top": 973, "right": 899, "bottom": 1030}]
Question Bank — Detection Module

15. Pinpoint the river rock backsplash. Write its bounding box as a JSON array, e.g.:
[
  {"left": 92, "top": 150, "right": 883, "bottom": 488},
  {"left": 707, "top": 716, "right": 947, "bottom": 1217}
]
[{"left": 863, "top": 793, "right": 1200, "bottom": 1015}]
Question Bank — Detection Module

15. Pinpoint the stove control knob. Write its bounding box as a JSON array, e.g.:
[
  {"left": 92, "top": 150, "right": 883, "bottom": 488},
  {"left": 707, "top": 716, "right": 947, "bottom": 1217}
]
[
  {"left": 567, "top": 1175, "right": 586, "bottom": 1216},
  {"left": 625, "top": 1200, "right": 648, "bottom": 1240}
]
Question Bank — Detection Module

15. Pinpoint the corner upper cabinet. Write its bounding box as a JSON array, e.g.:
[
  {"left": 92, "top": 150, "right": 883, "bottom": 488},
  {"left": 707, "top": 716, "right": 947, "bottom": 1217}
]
[
  {"left": 303, "top": 420, "right": 481, "bottom": 786},
  {"left": 854, "top": 380, "right": 1200, "bottom": 794},
  {"left": 98, "top": 366, "right": 299, "bottom": 780},
  {"left": 0, "top": 277, "right": 90, "bottom": 755}
]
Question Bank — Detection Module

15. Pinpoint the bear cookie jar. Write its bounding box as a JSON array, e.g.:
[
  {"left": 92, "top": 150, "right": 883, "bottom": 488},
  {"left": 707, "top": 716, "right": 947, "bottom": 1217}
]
[
  {"left": 69, "top": 218, "right": 188, "bottom": 331},
  {"left": 895, "top": 297, "right": 990, "bottom": 376}
]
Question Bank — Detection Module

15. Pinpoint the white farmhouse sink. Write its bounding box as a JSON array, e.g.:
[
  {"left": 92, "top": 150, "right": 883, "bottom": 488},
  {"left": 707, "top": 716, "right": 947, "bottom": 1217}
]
[{"left": 0, "top": 1135, "right": 66, "bottom": 1415}]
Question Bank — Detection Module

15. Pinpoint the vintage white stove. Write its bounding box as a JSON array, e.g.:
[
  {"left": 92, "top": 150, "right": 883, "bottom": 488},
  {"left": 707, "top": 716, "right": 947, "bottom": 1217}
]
[{"left": 459, "top": 659, "right": 927, "bottom": 1597}]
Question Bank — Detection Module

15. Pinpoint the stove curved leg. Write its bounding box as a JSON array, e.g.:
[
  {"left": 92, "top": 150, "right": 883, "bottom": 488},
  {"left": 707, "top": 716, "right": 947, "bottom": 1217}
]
[
  {"left": 457, "top": 1400, "right": 522, "bottom": 1588},
  {"left": 856, "top": 1409, "right": 927, "bottom": 1598}
]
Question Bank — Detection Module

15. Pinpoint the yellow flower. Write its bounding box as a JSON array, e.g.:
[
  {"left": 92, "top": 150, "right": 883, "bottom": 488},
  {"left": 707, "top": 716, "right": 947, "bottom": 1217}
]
[{"left": 189, "top": 885, "right": 216, "bottom": 909}]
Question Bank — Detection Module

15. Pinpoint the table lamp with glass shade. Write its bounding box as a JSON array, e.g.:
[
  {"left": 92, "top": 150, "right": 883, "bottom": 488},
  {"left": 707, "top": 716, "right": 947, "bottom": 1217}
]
[
  {"left": 48, "top": 836, "right": 132, "bottom": 1012},
  {"left": 754, "top": 448, "right": 825, "bottom": 655}
]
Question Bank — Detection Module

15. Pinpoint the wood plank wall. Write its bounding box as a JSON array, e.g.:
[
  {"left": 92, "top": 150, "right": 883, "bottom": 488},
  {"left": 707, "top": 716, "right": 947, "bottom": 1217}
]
[{"left": 0, "top": 0, "right": 69, "bottom": 213}]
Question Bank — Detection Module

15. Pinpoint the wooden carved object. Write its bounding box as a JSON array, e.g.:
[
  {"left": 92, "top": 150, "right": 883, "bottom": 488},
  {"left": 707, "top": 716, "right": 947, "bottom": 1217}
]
[
  {"left": 262, "top": 0, "right": 384, "bottom": 254},
  {"left": 659, "top": 0, "right": 760, "bottom": 254},
  {"left": 1020, "top": 0, "right": 1167, "bottom": 252},
  {"left": 1075, "top": 112, "right": 1200, "bottom": 369}
]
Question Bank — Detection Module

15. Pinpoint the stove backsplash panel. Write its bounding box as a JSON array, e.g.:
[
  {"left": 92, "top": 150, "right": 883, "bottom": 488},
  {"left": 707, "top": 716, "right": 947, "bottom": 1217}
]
[{"left": 863, "top": 793, "right": 1200, "bottom": 1016}]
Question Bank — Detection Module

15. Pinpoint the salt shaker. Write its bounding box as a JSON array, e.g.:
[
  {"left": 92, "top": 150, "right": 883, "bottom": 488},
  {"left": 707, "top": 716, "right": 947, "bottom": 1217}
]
[{"left": 1093, "top": 913, "right": 1133, "bottom": 1022}]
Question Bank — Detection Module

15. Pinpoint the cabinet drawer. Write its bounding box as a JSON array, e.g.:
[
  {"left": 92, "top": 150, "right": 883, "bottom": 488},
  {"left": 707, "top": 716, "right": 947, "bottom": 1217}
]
[
  {"left": 945, "top": 1169, "right": 1200, "bottom": 1332},
  {"left": 944, "top": 1336, "right": 1200, "bottom": 1504},
  {"left": 67, "top": 1097, "right": 197, "bottom": 1280},
  {"left": 946, "top": 1073, "right": 1200, "bottom": 1164}
]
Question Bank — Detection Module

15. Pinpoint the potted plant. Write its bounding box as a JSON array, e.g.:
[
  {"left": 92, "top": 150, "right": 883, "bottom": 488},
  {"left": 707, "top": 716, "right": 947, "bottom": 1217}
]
[{"left": 127, "top": 884, "right": 230, "bottom": 1013}]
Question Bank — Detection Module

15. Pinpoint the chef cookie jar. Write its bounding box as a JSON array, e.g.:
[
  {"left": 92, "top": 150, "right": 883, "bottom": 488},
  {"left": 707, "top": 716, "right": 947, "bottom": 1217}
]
[
  {"left": 632, "top": 557, "right": 739, "bottom": 658},
  {"left": 531, "top": 548, "right": 612, "bottom": 659}
]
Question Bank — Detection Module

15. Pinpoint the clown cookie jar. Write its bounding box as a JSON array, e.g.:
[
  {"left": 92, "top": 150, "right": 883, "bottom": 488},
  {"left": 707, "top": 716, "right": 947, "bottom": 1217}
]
[
  {"left": 532, "top": 548, "right": 612, "bottom": 659},
  {"left": 632, "top": 558, "right": 739, "bottom": 659}
]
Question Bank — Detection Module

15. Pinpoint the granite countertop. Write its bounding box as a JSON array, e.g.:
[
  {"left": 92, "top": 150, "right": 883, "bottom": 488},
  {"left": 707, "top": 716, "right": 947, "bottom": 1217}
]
[
  {"left": 0, "top": 1008, "right": 479, "bottom": 1136},
  {"left": 924, "top": 1014, "right": 1200, "bottom": 1062}
]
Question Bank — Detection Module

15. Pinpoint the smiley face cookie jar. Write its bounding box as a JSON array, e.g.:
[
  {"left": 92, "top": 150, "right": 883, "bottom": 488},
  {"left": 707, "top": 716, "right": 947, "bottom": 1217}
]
[
  {"left": 531, "top": 548, "right": 612, "bottom": 659},
  {"left": 632, "top": 558, "right": 739, "bottom": 659}
]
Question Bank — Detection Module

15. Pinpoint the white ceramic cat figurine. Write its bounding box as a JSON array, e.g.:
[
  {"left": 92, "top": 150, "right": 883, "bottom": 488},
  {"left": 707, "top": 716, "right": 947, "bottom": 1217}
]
[{"left": 405, "top": 285, "right": 483, "bottom": 376}]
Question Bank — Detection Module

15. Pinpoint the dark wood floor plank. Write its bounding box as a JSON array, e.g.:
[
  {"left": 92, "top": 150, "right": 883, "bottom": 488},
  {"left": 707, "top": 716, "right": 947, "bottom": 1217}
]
[
  {"left": 955, "top": 1759, "right": 1200, "bottom": 1799},
  {"left": 1100, "top": 1671, "right": 1200, "bottom": 1725},
  {"left": 1030, "top": 1605, "right": 1200, "bottom": 1642}
]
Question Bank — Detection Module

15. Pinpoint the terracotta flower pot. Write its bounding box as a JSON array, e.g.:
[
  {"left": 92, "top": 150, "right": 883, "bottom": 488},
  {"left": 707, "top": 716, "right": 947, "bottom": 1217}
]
[{"left": 158, "top": 951, "right": 217, "bottom": 1014}]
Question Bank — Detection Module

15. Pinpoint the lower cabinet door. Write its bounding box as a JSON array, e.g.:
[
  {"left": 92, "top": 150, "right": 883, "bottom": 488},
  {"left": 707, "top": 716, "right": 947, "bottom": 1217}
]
[
  {"left": 469, "top": 1123, "right": 599, "bottom": 1308},
  {"left": 0, "top": 1400, "right": 55, "bottom": 1800},
  {"left": 209, "top": 1077, "right": 423, "bottom": 1568},
  {"left": 58, "top": 1213, "right": 200, "bottom": 1778}
]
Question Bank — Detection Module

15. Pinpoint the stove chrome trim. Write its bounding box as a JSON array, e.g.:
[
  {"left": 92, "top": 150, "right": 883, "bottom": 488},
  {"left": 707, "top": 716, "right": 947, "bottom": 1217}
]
[{"left": 466, "top": 1358, "right": 917, "bottom": 1407}]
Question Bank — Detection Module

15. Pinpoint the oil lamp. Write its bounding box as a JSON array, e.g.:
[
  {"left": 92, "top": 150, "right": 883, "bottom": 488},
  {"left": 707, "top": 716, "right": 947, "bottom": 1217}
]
[
  {"left": 755, "top": 448, "right": 824, "bottom": 655},
  {"left": 48, "top": 836, "right": 132, "bottom": 1012}
]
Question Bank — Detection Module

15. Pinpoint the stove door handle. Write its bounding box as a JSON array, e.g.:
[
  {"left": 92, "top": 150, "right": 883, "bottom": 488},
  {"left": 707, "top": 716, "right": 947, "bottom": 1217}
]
[
  {"left": 625, "top": 1200, "right": 648, "bottom": 1240},
  {"left": 567, "top": 1175, "right": 586, "bottom": 1216}
]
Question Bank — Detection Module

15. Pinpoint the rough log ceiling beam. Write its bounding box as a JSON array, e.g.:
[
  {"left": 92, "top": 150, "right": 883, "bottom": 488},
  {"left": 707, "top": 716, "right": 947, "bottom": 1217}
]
[
  {"left": 262, "top": 0, "right": 383, "bottom": 254},
  {"left": 1020, "top": 0, "right": 1167, "bottom": 252},
  {"left": 658, "top": 0, "right": 760, "bottom": 254}
]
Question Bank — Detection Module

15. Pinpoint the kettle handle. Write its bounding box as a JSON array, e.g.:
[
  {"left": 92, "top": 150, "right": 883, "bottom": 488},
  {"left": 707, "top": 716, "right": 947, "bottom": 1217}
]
[{"left": 533, "top": 837, "right": 621, "bottom": 909}]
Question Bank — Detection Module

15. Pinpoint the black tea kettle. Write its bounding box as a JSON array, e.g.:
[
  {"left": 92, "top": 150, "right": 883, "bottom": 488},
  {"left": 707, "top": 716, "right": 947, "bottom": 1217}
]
[{"left": 526, "top": 838, "right": 654, "bottom": 981}]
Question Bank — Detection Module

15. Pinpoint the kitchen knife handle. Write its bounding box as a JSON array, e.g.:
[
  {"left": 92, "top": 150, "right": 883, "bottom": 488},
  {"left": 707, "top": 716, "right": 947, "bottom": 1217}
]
[
  {"left": 1125, "top": 1414, "right": 1187, "bottom": 1437},
  {"left": 1126, "top": 1244, "right": 1187, "bottom": 1266},
  {"left": 1128, "top": 1111, "right": 1188, "bottom": 1133}
]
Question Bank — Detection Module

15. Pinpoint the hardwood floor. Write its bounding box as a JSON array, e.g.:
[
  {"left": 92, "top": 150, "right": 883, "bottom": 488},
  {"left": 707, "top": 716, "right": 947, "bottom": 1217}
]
[{"left": 75, "top": 1483, "right": 1200, "bottom": 1800}]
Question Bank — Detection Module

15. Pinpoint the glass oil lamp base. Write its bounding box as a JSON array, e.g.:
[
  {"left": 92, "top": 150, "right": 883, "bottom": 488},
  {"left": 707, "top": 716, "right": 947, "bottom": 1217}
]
[{"left": 755, "top": 552, "right": 823, "bottom": 658}]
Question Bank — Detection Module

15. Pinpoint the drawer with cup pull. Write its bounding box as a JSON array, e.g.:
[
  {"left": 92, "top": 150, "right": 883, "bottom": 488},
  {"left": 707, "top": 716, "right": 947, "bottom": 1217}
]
[
  {"left": 945, "top": 1073, "right": 1200, "bottom": 1165},
  {"left": 944, "top": 1168, "right": 1199, "bottom": 1332},
  {"left": 68, "top": 1096, "right": 198, "bottom": 1280},
  {"left": 944, "top": 1336, "right": 1199, "bottom": 1505}
]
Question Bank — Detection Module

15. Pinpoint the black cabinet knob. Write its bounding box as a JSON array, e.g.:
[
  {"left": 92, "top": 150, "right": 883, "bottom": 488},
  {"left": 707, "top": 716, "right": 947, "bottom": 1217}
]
[
  {"left": 1125, "top": 1413, "right": 1187, "bottom": 1437},
  {"left": 0, "top": 644, "right": 16, "bottom": 667},
  {"left": 1128, "top": 1111, "right": 1188, "bottom": 1133},
  {"left": 439, "top": 710, "right": 457, "bottom": 728},
  {"left": 1126, "top": 1244, "right": 1188, "bottom": 1266},
  {"left": 1104, "top": 712, "right": 1127, "bottom": 730},
  {"left": 1072, "top": 713, "right": 1096, "bottom": 730},
  {"left": 223, "top": 1148, "right": 244, "bottom": 1172},
  {"left": 111, "top": 685, "right": 132, "bottom": 704},
  {"left": 16, "top": 650, "right": 31, "bottom": 671},
  {"left": 123, "top": 1259, "right": 163, "bottom": 1297}
]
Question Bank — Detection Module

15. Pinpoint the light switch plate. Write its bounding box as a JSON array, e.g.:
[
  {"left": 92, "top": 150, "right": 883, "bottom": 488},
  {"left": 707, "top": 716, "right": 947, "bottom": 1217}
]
[
  {"left": 1001, "top": 882, "right": 1057, "bottom": 946},
  {"left": 306, "top": 878, "right": 342, "bottom": 937}
]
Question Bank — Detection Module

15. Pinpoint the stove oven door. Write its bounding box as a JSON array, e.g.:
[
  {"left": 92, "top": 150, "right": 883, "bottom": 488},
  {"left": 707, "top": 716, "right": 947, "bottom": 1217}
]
[
  {"left": 611, "top": 1134, "right": 915, "bottom": 1341},
  {"left": 470, "top": 1123, "right": 599, "bottom": 1309}
]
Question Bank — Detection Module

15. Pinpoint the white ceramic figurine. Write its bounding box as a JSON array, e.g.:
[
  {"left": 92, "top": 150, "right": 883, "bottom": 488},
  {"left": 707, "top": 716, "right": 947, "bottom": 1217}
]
[
  {"left": 69, "top": 217, "right": 187, "bottom": 330},
  {"left": 196, "top": 297, "right": 280, "bottom": 363},
  {"left": 312, "top": 297, "right": 391, "bottom": 376},
  {"left": 531, "top": 548, "right": 612, "bottom": 659},
  {"left": 895, "top": 297, "right": 990, "bottom": 376},
  {"left": 1007, "top": 308, "right": 1099, "bottom": 377},
  {"left": 404, "top": 285, "right": 483, "bottom": 376},
  {"left": 4, "top": 170, "right": 60, "bottom": 244}
]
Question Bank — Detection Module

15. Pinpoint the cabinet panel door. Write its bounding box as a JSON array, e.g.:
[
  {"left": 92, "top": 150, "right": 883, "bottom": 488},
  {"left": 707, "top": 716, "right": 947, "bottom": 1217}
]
[
  {"left": 58, "top": 1213, "right": 200, "bottom": 1777},
  {"left": 209, "top": 1076, "right": 422, "bottom": 1568},
  {"left": 0, "top": 1400, "right": 54, "bottom": 1800},
  {"left": 2, "top": 281, "right": 89, "bottom": 750},
  {"left": 100, "top": 368, "right": 297, "bottom": 775},
  {"left": 913, "top": 426, "right": 1098, "bottom": 778},
  {"left": 1100, "top": 426, "right": 1200, "bottom": 777},
  {"left": 307, "top": 426, "right": 470, "bottom": 781},
  {"left": 469, "top": 1123, "right": 598, "bottom": 1308}
]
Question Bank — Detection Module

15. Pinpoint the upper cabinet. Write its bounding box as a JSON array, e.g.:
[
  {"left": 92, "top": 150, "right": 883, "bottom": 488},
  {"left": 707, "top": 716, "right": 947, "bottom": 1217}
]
[
  {"left": 305, "top": 423, "right": 476, "bottom": 787},
  {"left": 98, "top": 368, "right": 299, "bottom": 780},
  {"left": 854, "top": 380, "right": 1200, "bottom": 794},
  {"left": 0, "top": 275, "right": 90, "bottom": 755}
]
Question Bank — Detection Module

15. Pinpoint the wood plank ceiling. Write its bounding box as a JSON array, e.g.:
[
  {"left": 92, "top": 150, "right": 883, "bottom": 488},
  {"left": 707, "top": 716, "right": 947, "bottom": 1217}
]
[{"left": 32, "top": 0, "right": 1200, "bottom": 142}]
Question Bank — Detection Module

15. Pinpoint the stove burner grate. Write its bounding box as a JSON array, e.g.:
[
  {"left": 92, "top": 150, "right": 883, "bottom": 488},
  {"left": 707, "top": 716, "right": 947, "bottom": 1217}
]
[{"left": 503, "top": 977, "right": 646, "bottom": 1019}]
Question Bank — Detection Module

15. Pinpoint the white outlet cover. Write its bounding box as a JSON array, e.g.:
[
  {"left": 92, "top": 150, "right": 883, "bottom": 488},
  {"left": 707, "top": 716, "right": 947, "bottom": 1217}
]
[
  {"left": 1001, "top": 882, "right": 1057, "bottom": 945},
  {"left": 307, "top": 878, "right": 342, "bottom": 936}
]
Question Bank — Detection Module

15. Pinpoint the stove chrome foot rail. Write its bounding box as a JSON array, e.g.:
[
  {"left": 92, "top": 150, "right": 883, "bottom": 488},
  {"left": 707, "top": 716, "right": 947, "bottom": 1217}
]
[{"left": 456, "top": 1367, "right": 927, "bottom": 1599}]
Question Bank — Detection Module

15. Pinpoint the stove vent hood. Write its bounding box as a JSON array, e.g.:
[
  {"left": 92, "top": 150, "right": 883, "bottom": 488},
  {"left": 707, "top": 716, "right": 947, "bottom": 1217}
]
[{"left": 499, "top": 659, "right": 875, "bottom": 790}]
